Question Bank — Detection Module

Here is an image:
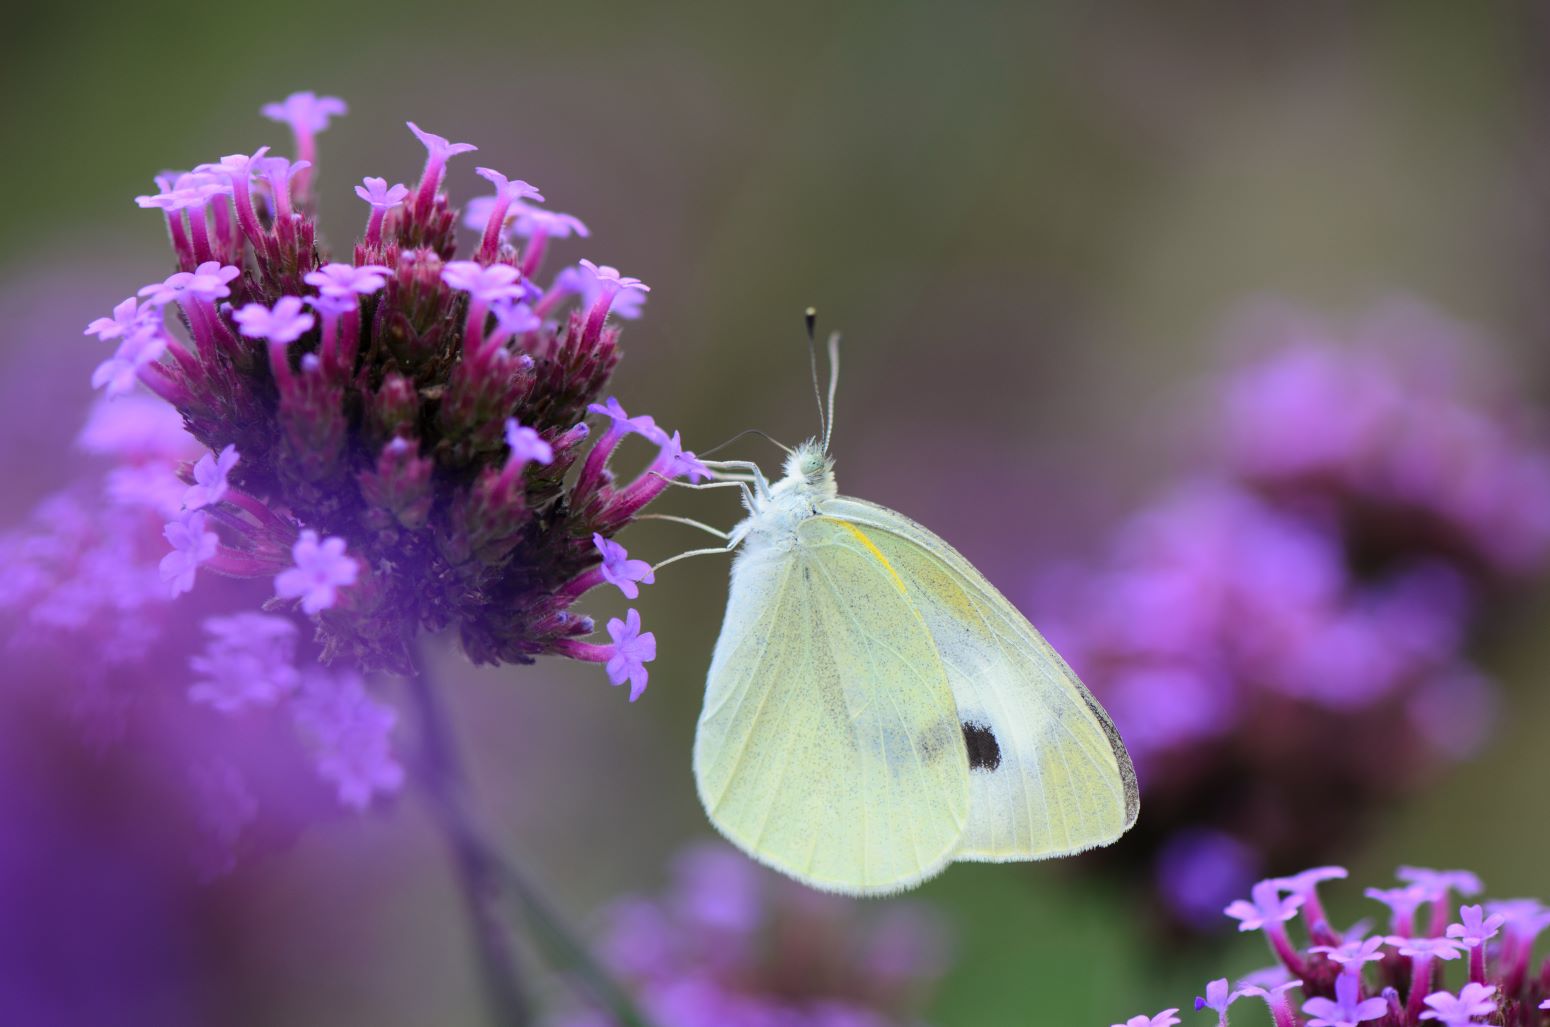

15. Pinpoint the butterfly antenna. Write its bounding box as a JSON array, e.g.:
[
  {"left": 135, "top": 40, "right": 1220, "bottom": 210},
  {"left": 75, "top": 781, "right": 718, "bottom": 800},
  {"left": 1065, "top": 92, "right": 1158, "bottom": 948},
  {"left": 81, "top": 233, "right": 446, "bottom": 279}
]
[
  {"left": 805, "top": 307, "right": 829, "bottom": 445},
  {"left": 699, "top": 427, "right": 792, "bottom": 458},
  {"left": 822, "top": 330, "right": 841, "bottom": 452}
]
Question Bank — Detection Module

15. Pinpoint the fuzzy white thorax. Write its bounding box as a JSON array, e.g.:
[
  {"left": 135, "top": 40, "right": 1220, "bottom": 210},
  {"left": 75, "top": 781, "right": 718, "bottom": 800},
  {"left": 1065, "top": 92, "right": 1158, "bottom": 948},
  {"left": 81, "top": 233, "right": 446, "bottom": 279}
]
[{"left": 732, "top": 440, "right": 837, "bottom": 557}]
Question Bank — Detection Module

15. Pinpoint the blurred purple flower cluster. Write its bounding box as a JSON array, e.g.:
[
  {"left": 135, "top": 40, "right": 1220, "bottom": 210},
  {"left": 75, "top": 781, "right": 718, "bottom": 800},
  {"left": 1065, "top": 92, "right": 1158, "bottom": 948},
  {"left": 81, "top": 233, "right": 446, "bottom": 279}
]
[
  {"left": 3, "top": 90, "right": 700, "bottom": 874},
  {"left": 0, "top": 396, "right": 339, "bottom": 876},
  {"left": 550, "top": 844, "right": 951, "bottom": 1027},
  {"left": 1118, "top": 863, "right": 1550, "bottom": 1027},
  {"left": 1034, "top": 301, "right": 1550, "bottom": 929}
]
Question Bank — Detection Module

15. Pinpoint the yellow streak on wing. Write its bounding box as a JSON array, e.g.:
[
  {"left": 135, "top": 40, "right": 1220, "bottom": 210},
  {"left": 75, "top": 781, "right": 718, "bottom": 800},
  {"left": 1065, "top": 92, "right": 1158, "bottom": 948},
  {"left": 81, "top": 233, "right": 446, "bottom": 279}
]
[{"left": 821, "top": 518, "right": 908, "bottom": 596}]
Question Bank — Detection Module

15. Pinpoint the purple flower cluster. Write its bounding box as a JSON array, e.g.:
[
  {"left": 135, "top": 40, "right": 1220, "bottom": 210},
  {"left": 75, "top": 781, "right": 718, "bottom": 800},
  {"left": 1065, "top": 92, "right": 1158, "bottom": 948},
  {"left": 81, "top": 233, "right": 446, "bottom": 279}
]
[
  {"left": 549, "top": 844, "right": 951, "bottom": 1027},
  {"left": 1033, "top": 301, "right": 1550, "bottom": 929},
  {"left": 0, "top": 395, "right": 397, "bottom": 869},
  {"left": 1216, "top": 302, "right": 1550, "bottom": 575},
  {"left": 1116, "top": 864, "right": 1550, "bottom": 1027},
  {"left": 90, "top": 90, "right": 702, "bottom": 692},
  {"left": 6, "top": 90, "right": 697, "bottom": 874}
]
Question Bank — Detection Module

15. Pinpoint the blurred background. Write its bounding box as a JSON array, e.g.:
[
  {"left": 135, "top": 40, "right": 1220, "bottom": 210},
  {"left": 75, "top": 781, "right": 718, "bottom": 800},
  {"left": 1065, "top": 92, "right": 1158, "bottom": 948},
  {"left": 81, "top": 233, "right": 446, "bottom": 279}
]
[{"left": 5, "top": 1, "right": 1550, "bottom": 1023}]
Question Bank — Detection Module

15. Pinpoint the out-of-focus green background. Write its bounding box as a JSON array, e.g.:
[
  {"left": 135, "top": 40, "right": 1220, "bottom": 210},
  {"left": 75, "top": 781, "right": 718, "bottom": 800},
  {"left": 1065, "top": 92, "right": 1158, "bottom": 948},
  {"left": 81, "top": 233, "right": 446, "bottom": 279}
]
[{"left": 6, "top": 2, "right": 1550, "bottom": 1023}]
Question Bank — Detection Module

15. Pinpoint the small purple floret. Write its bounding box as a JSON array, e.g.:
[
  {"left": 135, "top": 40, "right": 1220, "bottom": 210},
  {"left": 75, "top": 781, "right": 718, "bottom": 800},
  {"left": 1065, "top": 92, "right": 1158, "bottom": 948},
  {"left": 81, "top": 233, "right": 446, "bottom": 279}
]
[
  {"left": 1418, "top": 983, "right": 1497, "bottom": 1026},
  {"left": 593, "top": 534, "right": 655, "bottom": 599},
  {"left": 188, "top": 612, "right": 301, "bottom": 712},
  {"left": 1111, "top": 1011, "right": 1180, "bottom": 1027},
  {"left": 355, "top": 177, "right": 409, "bottom": 209},
  {"left": 407, "top": 121, "right": 477, "bottom": 161},
  {"left": 513, "top": 205, "right": 589, "bottom": 239},
  {"left": 1311, "top": 936, "right": 1388, "bottom": 968},
  {"left": 605, "top": 608, "right": 656, "bottom": 701},
  {"left": 1400, "top": 867, "right": 1485, "bottom": 899},
  {"left": 275, "top": 529, "right": 359, "bottom": 615},
  {"left": 588, "top": 396, "right": 662, "bottom": 441},
  {"left": 443, "top": 260, "right": 526, "bottom": 303},
  {"left": 579, "top": 257, "right": 649, "bottom": 294},
  {"left": 1302, "top": 969, "right": 1387, "bottom": 1027},
  {"left": 86, "top": 298, "right": 158, "bottom": 342},
  {"left": 475, "top": 167, "right": 544, "bottom": 204},
  {"left": 1446, "top": 905, "right": 1506, "bottom": 948},
  {"left": 1389, "top": 936, "right": 1464, "bottom": 960},
  {"left": 139, "top": 261, "right": 241, "bottom": 305},
  {"left": 305, "top": 262, "right": 391, "bottom": 299},
  {"left": 290, "top": 669, "right": 404, "bottom": 810},
  {"left": 184, "top": 444, "right": 240, "bottom": 510},
  {"left": 1194, "top": 978, "right": 1243, "bottom": 1025},
  {"left": 233, "top": 296, "right": 315, "bottom": 344},
  {"left": 261, "top": 91, "right": 347, "bottom": 134},
  {"left": 160, "top": 509, "right": 218, "bottom": 596},
  {"left": 92, "top": 330, "right": 167, "bottom": 397},
  {"left": 504, "top": 421, "right": 554, "bottom": 468},
  {"left": 658, "top": 431, "right": 711, "bottom": 483}
]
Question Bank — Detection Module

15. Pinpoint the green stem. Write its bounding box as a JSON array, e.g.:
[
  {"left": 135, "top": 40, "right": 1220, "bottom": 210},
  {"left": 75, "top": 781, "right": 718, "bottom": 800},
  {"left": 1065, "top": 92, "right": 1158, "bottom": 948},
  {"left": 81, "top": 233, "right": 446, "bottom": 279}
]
[
  {"left": 408, "top": 636, "right": 657, "bottom": 1027},
  {"left": 408, "top": 639, "right": 532, "bottom": 1026},
  {"left": 494, "top": 855, "right": 657, "bottom": 1027}
]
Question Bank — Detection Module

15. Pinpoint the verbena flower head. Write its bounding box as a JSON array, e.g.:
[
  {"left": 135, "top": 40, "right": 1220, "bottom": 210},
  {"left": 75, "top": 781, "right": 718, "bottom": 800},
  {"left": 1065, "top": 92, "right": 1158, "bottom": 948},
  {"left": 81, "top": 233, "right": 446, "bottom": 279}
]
[
  {"left": 12, "top": 92, "right": 698, "bottom": 881},
  {"left": 1113, "top": 865, "right": 1548, "bottom": 1027},
  {"left": 1032, "top": 300, "right": 1550, "bottom": 931},
  {"left": 96, "top": 92, "right": 693, "bottom": 695},
  {"left": 548, "top": 842, "right": 951, "bottom": 1026}
]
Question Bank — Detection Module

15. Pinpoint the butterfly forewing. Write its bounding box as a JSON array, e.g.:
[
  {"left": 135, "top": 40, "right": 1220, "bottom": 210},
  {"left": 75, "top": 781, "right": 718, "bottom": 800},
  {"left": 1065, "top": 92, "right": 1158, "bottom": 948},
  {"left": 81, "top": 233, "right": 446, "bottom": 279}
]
[
  {"left": 819, "top": 497, "right": 1139, "bottom": 861},
  {"left": 693, "top": 516, "right": 971, "bottom": 896}
]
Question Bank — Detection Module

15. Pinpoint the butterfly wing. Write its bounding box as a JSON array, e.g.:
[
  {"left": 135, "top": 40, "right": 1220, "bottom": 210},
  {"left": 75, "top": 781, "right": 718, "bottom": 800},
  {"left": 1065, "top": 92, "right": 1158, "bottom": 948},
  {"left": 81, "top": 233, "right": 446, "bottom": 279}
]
[
  {"left": 694, "top": 516, "right": 971, "bottom": 896},
  {"left": 819, "top": 497, "right": 1139, "bottom": 862}
]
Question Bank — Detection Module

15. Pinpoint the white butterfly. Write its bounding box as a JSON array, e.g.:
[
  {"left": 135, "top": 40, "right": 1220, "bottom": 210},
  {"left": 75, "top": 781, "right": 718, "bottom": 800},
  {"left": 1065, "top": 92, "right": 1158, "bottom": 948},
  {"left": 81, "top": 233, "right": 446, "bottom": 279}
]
[{"left": 669, "top": 325, "right": 1137, "bottom": 896}]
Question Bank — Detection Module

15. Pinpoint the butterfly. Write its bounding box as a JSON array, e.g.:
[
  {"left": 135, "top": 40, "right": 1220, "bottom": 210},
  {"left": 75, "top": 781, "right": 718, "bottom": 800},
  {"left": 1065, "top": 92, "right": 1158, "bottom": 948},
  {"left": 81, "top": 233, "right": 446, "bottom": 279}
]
[{"left": 674, "top": 317, "right": 1137, "bottom": 896}]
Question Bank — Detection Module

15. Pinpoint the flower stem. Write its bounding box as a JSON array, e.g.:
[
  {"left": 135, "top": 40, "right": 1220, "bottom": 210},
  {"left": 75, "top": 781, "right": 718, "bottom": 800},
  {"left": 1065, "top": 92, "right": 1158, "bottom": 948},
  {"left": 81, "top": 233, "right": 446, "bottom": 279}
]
[
  {"left": 407, "top": 638, "right": 532, "bottom": 1026},
  {"left": 408, "top": 636, "right": 658, "bottom": 1027},
  {"left": 492, "top": 855, "right": 657, "bottom": 1027}
]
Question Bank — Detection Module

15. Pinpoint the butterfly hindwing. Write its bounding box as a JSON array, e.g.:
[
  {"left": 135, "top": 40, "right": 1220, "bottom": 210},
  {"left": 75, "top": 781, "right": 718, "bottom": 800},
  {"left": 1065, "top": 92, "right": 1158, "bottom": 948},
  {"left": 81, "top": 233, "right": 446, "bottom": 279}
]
[
  {"left": 693, "top": 516, "right": 971, "bottom": 895},
  {"left": 819, "top": 497, "right": 1139, "bottom": 861}
]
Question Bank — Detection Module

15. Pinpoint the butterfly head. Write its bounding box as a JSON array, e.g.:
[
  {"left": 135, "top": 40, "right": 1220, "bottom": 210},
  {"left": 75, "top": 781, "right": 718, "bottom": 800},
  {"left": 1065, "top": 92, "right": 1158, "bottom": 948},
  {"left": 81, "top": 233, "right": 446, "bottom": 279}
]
[{"left": 781, "top": 439, "right": 837, "bottom": 500}]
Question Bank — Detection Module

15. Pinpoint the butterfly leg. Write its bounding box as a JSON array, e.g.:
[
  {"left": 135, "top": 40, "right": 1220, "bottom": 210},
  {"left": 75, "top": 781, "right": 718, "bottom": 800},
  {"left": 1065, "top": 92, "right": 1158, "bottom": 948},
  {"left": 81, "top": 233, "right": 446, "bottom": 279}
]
[
  {"left": 701, "top": 460, "right": 772, "bottom": 500},
  {"left": 652, "top": 475, "right": 757, "bottom": 510},
  {"left": 636, "top": 513, "right": 731, "bottom": 539},
  {"left": 652, "top": 542, "right": 739, "bottom": 573}
]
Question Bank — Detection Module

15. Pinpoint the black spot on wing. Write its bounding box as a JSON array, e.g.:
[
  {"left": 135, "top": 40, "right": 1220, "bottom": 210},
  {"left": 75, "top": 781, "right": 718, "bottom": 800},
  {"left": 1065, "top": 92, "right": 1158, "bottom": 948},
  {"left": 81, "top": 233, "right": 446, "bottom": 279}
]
[{"left": 961, "top": 721, "right": 1001, "bottom": 772}]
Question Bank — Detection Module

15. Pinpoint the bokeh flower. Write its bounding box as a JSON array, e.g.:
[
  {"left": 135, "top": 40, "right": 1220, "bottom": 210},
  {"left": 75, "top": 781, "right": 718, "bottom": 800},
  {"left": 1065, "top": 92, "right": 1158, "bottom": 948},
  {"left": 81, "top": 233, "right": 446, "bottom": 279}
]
[
  {"left": 548, "top": 842, "right": 952, "bottom": 1026},
  {"left": 1032, "top": 300, "right": 1550, "bottom": 930},
  {"left": 1, "top": 418, "right": 343, "bottom": 877}
]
